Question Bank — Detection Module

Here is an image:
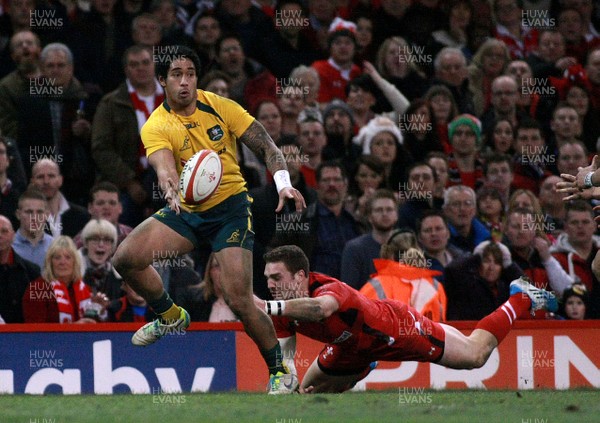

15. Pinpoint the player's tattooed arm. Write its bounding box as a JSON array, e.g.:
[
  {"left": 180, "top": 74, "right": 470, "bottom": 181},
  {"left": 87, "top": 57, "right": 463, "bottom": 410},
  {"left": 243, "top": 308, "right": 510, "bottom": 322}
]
[
  {"left": 282, "top": 296, "right": 339, "bottom": 322},
  {"left": 239, "top": 120, "right": 287, "bottom": 174}
]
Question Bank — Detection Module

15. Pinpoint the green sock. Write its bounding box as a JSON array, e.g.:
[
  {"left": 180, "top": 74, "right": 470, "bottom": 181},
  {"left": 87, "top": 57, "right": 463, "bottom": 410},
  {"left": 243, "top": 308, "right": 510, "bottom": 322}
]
[
  {"left": 148, "top": 291, "right": 178, "bottom": 322},
  {"left": 263, "top": 343, "right": 286, "bottom": 375}
]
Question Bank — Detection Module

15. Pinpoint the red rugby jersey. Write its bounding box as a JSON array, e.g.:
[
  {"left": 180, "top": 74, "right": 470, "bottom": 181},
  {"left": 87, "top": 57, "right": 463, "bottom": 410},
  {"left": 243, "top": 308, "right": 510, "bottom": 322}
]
[{"left": 273, "top": 272, "right": 399, "bottom": 349}]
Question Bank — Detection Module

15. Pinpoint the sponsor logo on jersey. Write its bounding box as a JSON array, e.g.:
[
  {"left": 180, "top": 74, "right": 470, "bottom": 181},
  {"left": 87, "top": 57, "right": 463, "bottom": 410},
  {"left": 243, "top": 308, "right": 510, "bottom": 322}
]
[{"left": 207, "top": 125, "right": 224, "bottom": 141}]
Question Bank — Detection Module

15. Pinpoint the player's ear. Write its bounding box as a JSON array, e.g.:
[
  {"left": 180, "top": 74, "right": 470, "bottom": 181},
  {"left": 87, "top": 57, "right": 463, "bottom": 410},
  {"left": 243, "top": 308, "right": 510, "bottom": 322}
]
[{"left": 158, "top": 75, "right": 166, "bottom": 87}]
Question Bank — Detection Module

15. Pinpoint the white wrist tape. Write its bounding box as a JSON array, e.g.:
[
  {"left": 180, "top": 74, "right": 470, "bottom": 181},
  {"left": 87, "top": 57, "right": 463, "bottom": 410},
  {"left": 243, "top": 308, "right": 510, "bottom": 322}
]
[
  {"left": 265, "top": 300, "right": 286, "bottom": 316},
  {"left": 273, "top": 170, "right": 292, "bottom": 194}
]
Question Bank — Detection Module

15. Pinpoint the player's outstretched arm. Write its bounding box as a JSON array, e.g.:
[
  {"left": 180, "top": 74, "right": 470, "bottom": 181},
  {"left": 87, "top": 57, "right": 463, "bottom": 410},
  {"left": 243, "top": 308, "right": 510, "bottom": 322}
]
[
  {"left": 239, "top": 120, "right": 306, "bottom": 213},
  {"left": 265, "top": 295, "right": 339, "bottom": 322},
  {"left": 148, "top": 148, "right": 182, "bottom": 214}
]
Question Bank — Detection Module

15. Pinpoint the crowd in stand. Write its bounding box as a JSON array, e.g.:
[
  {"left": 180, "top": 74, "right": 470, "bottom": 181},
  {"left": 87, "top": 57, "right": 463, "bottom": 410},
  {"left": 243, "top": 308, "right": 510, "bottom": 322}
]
[{"left": 1, "top": 0, "right": 600, "bottom": 324}]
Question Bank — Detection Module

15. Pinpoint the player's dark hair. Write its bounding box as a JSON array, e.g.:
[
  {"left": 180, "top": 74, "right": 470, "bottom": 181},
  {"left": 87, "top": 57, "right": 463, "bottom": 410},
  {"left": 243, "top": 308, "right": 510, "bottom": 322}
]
[
  {"left": 154, "top": 45, "right": 201, "bottom": 82},
  {"left": 264, "top": 245, "right": 310, "bottom": 277}
]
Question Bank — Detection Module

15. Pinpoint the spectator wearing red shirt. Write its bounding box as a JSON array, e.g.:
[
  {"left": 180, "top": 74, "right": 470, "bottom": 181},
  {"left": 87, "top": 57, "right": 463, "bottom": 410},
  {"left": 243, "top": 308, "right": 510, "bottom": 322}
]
[
  {"left": 22, "top": 236, "right": 107, "bottom": 323},
  {"left": 492, "top": 0, "right": 538, "bottom": 60},
  {"left": 311, "top": 18, "right": 362, "bottom": 103}
]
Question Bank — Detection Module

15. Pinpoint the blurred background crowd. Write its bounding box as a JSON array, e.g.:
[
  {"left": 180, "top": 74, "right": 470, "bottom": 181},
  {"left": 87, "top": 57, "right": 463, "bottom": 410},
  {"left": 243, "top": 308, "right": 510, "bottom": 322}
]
[{"left": 0, "top": 0, "right": 599, "bottom": 324}]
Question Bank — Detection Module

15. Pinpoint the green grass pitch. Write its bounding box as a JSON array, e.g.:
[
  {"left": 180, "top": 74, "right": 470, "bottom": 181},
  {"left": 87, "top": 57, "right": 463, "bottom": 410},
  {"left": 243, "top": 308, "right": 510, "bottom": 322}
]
[{"left": 1, "top": 390, "right": 597, "bottom": 423}]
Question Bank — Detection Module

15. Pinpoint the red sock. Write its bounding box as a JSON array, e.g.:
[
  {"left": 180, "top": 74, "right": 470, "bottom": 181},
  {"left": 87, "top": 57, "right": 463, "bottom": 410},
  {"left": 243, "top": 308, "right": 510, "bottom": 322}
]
[{"left": 475, "top": 294, "right": 531, "bottom": 344}]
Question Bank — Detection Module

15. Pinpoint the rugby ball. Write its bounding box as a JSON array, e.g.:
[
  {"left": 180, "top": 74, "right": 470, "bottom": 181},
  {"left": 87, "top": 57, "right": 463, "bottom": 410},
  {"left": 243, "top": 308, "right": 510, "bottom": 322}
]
[{"left": 179, "top": 150, "right": 223, "bottom": 204}]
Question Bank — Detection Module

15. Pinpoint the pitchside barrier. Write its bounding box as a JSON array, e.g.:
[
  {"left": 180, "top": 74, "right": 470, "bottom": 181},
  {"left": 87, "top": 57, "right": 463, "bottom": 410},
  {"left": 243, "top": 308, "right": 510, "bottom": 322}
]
[{"left": 0, "top": 321, "right": 598, "bottom": 394}]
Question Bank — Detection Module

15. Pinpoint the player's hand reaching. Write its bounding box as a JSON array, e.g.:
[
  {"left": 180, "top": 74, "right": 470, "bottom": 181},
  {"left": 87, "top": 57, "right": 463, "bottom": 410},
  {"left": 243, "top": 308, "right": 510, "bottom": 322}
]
[
  {"left": 570, "top": 155, "right": 600, "bottom": 190},
  {"left": 164, "top": 177, "right": 181, "bottom": 215},
  {"left": 276, "top": 187, "right": 306, "bottom": 213}
]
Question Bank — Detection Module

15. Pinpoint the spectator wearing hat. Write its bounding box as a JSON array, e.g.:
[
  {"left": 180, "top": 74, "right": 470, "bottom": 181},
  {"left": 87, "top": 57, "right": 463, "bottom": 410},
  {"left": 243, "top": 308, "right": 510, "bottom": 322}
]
[
  {"left": 446, "top": 114, "right": 485, "bottom": 190},
  {"left": 353, "top": 116, "right": 413, "bottom": 190},
  {"left": 311, "top": 17, "right": 362, "bottom": 103}
]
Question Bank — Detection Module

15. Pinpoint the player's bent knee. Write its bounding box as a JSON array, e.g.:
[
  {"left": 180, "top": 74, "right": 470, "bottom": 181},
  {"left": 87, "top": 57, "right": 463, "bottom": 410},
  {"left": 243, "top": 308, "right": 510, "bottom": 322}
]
[
  {"left": 111, "top": 246, "right": 131, "bottom": 274},
  {"left": 112, "top": 242, "right": 148, "bottom": 274}
]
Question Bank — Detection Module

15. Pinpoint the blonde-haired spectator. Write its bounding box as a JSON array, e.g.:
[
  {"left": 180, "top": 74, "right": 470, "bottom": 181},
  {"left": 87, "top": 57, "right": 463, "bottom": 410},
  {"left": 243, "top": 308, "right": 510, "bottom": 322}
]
[
  {"left": 79, "top": 219, "right": 123, "bottom": 301},
  {"left": 22, "top": 236, "right": 108, "bottom": 323},
  {"left": 468, "top": 39, "right": 511, "bottom": 116}
]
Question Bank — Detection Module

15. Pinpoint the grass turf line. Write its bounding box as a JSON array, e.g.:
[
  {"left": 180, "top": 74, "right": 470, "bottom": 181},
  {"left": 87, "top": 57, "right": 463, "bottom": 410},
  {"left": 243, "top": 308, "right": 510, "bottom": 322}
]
[{"left": 1, "top": 390, "right": 597, "bottom": 423}]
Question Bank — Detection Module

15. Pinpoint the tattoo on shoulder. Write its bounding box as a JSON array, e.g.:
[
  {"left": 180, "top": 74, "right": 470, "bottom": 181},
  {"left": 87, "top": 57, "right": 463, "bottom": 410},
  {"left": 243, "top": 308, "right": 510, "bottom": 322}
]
[{"left": 239, "top": 120, "right": 287, "bottom": 173}]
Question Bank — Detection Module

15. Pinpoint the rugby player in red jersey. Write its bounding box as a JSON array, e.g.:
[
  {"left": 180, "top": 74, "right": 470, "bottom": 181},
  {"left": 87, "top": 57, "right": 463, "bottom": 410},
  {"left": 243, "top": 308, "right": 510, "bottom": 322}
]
[{"left": 256, "top": 245, "right": 557, "bottom": 393}]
